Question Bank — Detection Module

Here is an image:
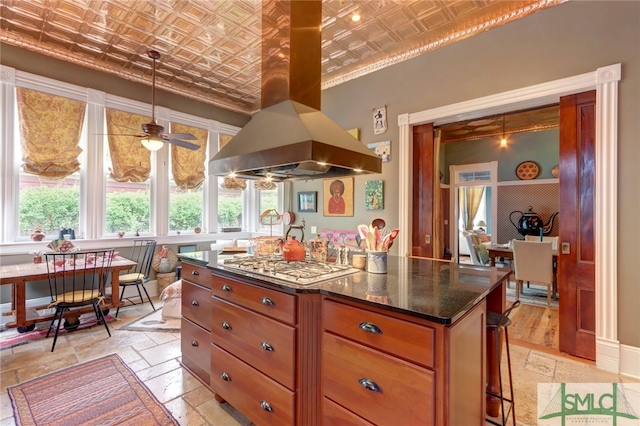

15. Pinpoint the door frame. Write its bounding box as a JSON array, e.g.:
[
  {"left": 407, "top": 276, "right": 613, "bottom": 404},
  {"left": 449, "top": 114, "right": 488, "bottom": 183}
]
[
  {"left": 449, "top": 161, "right": 498, "bottom": 260},
  {"left": 397, "top": 63, "right": 621, "bottom": 373}
]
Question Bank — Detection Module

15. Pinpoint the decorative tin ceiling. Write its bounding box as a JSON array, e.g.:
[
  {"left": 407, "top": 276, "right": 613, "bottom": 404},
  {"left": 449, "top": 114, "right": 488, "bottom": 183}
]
[{"left": 0, "top": 0, "right": 563, "bottom": 115}]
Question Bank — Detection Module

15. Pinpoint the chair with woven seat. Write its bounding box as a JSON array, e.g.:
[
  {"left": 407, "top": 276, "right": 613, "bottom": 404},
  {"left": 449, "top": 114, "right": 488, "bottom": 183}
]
[
  {"left": 45, "top": 249, "right": 115, "bottom": 352},
  {"left": 512, "top": 240, "right": 555, "bottom": 306},
  {"left": 115, "top": 239, "right": 157, "bottom": 317}
]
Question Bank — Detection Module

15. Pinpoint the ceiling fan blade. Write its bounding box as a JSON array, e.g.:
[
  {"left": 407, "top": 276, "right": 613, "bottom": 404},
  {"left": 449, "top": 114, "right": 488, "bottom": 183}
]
[
  {"left": 163, "top": 138, "right": 200, "bottom": 150},
  {"left": 162, "top": 132, "right": 197, "bottom": 140}
]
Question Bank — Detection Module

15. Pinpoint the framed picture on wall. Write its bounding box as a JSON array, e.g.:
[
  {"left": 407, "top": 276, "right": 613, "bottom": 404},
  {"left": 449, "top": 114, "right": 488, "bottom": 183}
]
[
  {"left": 323, "top": 177, "right": 354, "bottom": 217},
  {"left": 365, "top": 180, "right": 384, "bottom": 210},
  {"left": 298, "top": 191, "right": 317, "bottom": 212}
]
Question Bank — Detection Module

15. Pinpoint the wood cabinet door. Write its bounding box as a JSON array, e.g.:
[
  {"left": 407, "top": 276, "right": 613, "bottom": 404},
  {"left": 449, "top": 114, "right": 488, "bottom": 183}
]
[{"left": 558, "top": 90, "right": 596, "bottom": 360}]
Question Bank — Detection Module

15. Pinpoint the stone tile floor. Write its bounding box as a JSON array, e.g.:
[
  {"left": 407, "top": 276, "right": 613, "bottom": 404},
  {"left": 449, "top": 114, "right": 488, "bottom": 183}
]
[{"left": 0, "top": 300, "right": 637, "bottom": 425}]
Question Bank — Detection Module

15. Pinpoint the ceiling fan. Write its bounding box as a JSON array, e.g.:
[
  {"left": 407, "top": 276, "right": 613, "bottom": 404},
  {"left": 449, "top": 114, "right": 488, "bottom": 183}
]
[{"left": 121, "top": 49, "right": 199, "bottom": 151}]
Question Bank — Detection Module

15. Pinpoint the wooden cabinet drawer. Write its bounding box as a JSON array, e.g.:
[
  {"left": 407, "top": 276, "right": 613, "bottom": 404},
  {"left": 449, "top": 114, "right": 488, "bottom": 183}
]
[
  {"left": 182, "top": 280, "right": 212, "bottom": 330},
  {"left": 323, "top": 299, "right": 435, "bottom": 368},
  {"left": 212, "top": 275, "right": 296, "bottom": 325},
  {"left": 323, "top": 332, "right": 435, "bottom": 426},
  {"left": 181, "top": 263, "right": 212, "bottom": 289},
  {"left": 210, "top": 344, "right": 294, "bottom": 426},
  {"left": 211, "top": 297, "right": 295, "bottom": 390},
  {"left": 323, "top": 398, "right": 374, "bottom": 426},
  {"left": 181, "top": 318, "right": 210, "bottom": 385}
]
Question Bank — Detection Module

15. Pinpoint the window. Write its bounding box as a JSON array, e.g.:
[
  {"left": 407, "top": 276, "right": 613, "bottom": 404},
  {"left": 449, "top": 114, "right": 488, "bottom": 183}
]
[{"left": 0, "top": 66, "right": 276, "bottom": 246}]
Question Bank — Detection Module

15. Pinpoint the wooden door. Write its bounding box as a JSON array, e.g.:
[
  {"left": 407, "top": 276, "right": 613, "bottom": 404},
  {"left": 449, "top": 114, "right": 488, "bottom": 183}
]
[
  {"left": 558, "top": 90, "right": 596, "bottom": 360},
  {"left": 412, "top": 123, "right": 434, "bottom": 258}
]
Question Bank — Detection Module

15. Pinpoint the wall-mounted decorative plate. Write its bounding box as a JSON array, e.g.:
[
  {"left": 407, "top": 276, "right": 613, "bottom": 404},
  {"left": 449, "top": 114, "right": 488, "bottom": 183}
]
[
  {"left": 516, "top": 161, "right": 540, "bottom": 180},
  {"left": 551, "top": 164, "right": 559, "bottom": 178}
]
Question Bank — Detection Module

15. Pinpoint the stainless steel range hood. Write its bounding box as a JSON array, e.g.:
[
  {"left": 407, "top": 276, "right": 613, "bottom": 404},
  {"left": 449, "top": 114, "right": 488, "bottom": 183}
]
[{"left": 209, "top": 0, "right": 381, "bottom": 182}]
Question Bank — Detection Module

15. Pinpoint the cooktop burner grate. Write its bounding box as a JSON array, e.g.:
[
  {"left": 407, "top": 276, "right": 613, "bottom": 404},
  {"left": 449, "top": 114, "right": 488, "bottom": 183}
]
[{"left": 222, "top": 255, "right": 358, "bottom": 284}]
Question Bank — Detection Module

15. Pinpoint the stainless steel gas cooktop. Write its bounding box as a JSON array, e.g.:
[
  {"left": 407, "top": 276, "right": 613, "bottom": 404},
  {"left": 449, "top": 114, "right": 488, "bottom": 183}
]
[{"left": 221, "top": 255, "right": 358, "bottom": 285}]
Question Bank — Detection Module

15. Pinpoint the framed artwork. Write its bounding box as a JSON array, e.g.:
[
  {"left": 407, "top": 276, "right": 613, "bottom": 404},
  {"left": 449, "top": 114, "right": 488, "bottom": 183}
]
[
  {"left": 298, "top": 191, "right": 317, "bottom": 212},
  {"left": 347, "top": 128, "right": 360, "bottom": 140},
  {"left": 323, "top": 177, "right": 354, "bottom": 217},
  {"left": 367, "top": 140, "right": 391, "bottom": 162},
  {"left": 365, "top": 180, "right": 384, "bottom": 210},
  {"left": 372, "top": 106, "right": 388, "bottom": 135}
]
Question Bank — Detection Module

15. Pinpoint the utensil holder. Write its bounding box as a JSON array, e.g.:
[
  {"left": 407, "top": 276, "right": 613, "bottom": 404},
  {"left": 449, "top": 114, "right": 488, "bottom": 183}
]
[{"left": 366, "top": 250, "right": 388, "bottom": 274}]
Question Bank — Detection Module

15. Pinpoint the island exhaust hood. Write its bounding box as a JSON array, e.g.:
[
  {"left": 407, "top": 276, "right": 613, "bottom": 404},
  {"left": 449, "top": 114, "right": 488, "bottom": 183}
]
[{"left": 209, "top": 0, "right": 382, "bottom": 182}]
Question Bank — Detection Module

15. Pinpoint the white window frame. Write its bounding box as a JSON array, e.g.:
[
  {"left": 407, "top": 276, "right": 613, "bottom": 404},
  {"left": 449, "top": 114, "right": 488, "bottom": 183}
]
[{"left": 0, "top": 65, "right": 280, "bottom": 251}]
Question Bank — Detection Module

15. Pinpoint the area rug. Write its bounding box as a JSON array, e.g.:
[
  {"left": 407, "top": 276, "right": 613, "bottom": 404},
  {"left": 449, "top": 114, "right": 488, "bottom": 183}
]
[
  {"left": 8, "top": 354, "right": 178, "bottom": 426},
  {"left": 506, "top": 282, "right": 559, "bottom": 309},
  {"left": 119, "top": 308, "right": 180, "bottom": 333},
  {"left": 0, "top": 314, "right": 116, "bottom": 351}
]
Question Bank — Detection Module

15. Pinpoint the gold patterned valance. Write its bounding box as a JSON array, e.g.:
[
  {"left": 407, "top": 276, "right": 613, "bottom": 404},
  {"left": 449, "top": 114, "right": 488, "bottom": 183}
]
[
  {"left": 16, "top": 87, "right": 86, "bottom": 179},
  {"left": 106, "top": 108, "right": 151, "bottom": 183},
  {"left": 218, "top": 133, "right": 248, "bottom": 190},
  {"left": 171, "top": 123, "right": 208, "bottom": 190}
]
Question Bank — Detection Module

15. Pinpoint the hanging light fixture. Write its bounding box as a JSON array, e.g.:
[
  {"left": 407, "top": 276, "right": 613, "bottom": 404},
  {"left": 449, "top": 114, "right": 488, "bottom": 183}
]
[
  {"left": 500, "top": 115, "right": 508, "bottom": 147},
  {"left": 141, "top": 135, "right": 164, "bottom": 151}
]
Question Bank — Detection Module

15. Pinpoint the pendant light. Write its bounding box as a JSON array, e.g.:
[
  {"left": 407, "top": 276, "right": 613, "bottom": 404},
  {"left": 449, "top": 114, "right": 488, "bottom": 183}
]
[{"left": 500, "top": 115, "right": 508, "bottom": 147}]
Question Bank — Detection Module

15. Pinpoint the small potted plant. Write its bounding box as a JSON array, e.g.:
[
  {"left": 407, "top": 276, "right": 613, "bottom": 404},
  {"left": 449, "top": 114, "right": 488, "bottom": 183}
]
[{"left": 30, "top": 224, "right": 46, "bottom": 241}]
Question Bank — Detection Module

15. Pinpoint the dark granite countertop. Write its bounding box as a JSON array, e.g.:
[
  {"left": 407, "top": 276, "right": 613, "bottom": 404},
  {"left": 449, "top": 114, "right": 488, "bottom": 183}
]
[{"left": 178, "top": 251, "right": 511, "bottom": 325}]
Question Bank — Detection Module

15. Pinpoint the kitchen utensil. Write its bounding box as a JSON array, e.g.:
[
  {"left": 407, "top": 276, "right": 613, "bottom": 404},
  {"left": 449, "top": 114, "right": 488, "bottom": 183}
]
[
  {"left": 366, "top": 231, "right": 376, "bottom": 251},
  {"left": 383, "top": 229, "right": 399, "bottom": 250},
  {"left": 355, "top": 235, "right": 362, "bottom": 248},
  {"left": 374, "top": 226, "right": 382, "bottom": 250},
  {"left": 372, "top": 218, "right": 386, "bottom": 230},
  {"left": 358, "top": 224, "right": 370, "bottom": 241}
]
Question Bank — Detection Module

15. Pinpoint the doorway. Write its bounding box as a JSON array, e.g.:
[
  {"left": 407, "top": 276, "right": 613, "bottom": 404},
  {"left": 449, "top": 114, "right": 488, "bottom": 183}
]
[
  {"left": 449, "top": 162, "right": 497, "bottom": 264},
  {"left": 396, "top": 64, "right": 621, "bottom": 371}
]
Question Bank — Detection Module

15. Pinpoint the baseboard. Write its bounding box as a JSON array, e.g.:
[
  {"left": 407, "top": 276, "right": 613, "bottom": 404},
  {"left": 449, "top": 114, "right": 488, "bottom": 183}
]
[
  {"left": 596, "top": 337, "right": 620, "bottom": 373},
  {"left": 620, "top": 343, "right": 640, "bottom": 379}
]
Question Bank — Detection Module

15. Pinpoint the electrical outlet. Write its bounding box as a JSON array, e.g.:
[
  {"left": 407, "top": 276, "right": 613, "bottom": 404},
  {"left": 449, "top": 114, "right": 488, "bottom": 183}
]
[
  {"left": 310, "top": 226, "right": 317, "bottom": 234},
  {"left": 561, "top": 242, "right": 570, "bottom": 254},
  {"left": 425, "top": 234, "right": 431, "bottom": 244}
]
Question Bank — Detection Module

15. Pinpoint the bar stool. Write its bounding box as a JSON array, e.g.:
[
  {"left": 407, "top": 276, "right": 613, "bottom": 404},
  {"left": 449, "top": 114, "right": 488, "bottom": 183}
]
[{"left": 486, "top": 300, "right": 520, "bottom": 425}]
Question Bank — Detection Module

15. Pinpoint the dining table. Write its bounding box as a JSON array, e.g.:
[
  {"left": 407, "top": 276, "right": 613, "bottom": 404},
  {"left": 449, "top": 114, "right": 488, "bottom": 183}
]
[
  {"left": 487, "top": 244, "right": 559, "bottom": 267},
  {"left": 0, "top": 255, "right": 136, "bottom": 332}
]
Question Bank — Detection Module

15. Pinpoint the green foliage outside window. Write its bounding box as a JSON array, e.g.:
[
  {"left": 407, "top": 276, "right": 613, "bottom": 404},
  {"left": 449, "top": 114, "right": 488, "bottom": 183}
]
[
  {"left": 169, "top": 192, "right": 202, "bottom": 231},
  {"left": 20, "top": 185, "right": 79, "bottom": 235},
  {"left": 105, "top": 191, "right": 150, "bottom": 233},
  {"left": 20, "top": 186, "right": 243, "bottom": 236}
]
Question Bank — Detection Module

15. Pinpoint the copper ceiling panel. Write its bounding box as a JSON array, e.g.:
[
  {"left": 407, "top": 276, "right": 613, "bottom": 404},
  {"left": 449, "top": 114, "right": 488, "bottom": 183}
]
[{"left": 0, "top": 0, "right": 564, "bottom": 115}]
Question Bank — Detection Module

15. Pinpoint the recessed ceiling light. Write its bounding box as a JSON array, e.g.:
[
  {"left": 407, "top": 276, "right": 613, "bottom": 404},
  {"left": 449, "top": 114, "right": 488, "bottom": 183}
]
[{"left": 351, "top": 13, "right": 361, "bottom": 22}]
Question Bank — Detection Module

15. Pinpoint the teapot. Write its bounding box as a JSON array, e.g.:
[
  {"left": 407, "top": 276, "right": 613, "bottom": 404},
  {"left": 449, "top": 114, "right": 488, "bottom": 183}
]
[
  {"left": 510, "top": 206, "right": 559, "bottom": 236},
  {"left": 281, "top": 236, "right": 306, "bottom": 262}
]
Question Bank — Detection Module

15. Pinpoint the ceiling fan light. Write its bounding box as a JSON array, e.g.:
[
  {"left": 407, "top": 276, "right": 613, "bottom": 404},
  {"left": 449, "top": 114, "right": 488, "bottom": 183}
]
[{"left": 141, "top": 138, "right": 164, "bottom": 151}]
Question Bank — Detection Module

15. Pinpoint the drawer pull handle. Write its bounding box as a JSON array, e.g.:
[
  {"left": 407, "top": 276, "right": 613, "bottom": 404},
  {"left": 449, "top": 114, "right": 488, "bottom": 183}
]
[
  {"left": 191, "top": 300, "right": 199, "bottom": 306},
  {"left": 221, "top": 321, "right": 232, "bottom": 330},
  {"left": 222, "top": 284, "right": 232, "bottom": 292},
  {"left": 221, "top": 372, "right": 231, "bottom": 381},
  {"left": 261, "top": 341, "right": 274, "bottom": 351},
  {"left": 261, "top": 296, "right": 275, "bottom": 306},
  {"left": 359, "top": 321, "right": 383, "bottom": 334},
  {"left": 191, "top": 270, "right": 200, "bottom": 276},
  {"left": 359, "top": 378, "right": 382, "bottom": 392},
  {"left": 260, "top": 400, "right": 274, "bottom": 412},
  {"left": 190, "top": 340, "right": 198, "bottom": 347}
]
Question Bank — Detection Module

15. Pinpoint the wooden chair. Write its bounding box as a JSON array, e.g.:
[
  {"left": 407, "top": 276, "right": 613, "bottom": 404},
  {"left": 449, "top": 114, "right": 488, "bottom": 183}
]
[
  {"left": 525, "top": 235, "right": 559, "bottom": 250},
  {"left": 512, "top": 240, "right": 555, "bottom": 307},
  {"left": 44, "top": 249, "right": 114, "bottom": 352},
  {"left": 115, "top": 239, "right": 157, "bottom": 317}
]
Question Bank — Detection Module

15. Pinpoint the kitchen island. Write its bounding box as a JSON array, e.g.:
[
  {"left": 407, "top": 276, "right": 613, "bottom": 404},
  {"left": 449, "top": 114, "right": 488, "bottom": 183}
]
[{"left": 179, "top": 252, "right": 510, "bottom": 426}]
